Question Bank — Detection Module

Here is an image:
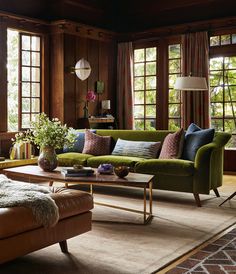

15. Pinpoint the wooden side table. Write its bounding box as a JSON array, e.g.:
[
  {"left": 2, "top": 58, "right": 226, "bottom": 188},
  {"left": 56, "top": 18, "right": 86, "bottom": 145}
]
[{"left": 77, "top": 117, "right": 116, "bottom": 129}]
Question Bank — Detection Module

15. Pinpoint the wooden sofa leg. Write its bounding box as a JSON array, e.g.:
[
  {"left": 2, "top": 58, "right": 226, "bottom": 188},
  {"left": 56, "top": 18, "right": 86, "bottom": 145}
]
[
  {"left": 59, "top": 240, "right": 68, "bottom": 253},
  {"left": 213, "top": 188, "right": 220, "bottom": 197},
  {"left": 193, "top": 193, "right": 201, "bottom": 207}
]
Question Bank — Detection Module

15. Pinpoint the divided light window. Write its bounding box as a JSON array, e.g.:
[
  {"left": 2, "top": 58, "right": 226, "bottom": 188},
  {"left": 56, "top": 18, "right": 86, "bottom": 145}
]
[
  {"left": 133, "top": 47, "right": 157, "bottom": 130},
  {"left": 7, "top": 29, "right": 41, "bottom": 131},
  {"left": 168, "top": 44, "right": 181, "bottom": 130}
]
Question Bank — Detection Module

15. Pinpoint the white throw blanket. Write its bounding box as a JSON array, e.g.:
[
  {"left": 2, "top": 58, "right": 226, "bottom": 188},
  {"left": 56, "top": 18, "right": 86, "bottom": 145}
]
[{"left": 0, "top": 174, "right": 59, "bottom": 227}]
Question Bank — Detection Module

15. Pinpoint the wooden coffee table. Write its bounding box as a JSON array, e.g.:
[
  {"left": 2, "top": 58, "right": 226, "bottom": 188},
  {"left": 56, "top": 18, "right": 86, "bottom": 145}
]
[{"left": 4, "top": 165, "right": 154, "bottom": 224}]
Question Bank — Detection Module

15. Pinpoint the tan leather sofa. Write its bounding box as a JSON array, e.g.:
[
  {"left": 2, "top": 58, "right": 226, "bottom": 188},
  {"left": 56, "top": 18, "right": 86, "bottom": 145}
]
[{"left": 0, "top": 187, "right": 93, "bottom": 264}]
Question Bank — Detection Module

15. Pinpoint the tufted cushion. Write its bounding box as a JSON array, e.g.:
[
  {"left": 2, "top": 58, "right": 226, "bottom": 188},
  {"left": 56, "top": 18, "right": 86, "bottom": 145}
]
[
  {"left": 182, "top": 123, "right": 215, "bottom": 161},
  {"left": 159, "top": 128, "right": 185, "bottom": 159},
  {"left": 82, "top": 130, "right": 111, "bottom": 156}
]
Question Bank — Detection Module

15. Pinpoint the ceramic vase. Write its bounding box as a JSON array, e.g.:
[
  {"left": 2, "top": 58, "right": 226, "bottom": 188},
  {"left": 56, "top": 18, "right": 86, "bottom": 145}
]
[{"left": 38, "top": 146, "right": 58, "bottom": 171}]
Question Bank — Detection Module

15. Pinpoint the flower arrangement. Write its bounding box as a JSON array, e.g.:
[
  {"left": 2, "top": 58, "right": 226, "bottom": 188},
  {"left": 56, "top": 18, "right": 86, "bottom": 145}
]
[
  {"left": 12, "top": 113, "right": 76, "bottom": 150},
  {"left": 83, "top": 90, "right": 96, "bottom": 118}
]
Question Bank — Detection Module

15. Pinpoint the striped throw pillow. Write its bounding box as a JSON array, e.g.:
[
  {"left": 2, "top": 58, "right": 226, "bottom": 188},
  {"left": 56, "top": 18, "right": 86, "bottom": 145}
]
[{"left": 112, "top": 139, "right": 161, "bottom": 159}]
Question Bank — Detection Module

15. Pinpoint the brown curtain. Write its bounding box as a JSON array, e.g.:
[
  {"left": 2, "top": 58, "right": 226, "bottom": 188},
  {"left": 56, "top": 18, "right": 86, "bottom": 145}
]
[
  {"left": 117, "top": 42, "right": 134, "bottom": 129},
  {"left": 181, "top": 31, "right": 210, "bottom": 129}
]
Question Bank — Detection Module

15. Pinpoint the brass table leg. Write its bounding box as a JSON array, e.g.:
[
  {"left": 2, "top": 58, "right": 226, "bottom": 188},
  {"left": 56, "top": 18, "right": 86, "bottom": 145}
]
[
  {"left": 143, "top": 180, "right": 153, "bottom": 224},
  {"left": 49, "top": 180, "right": 54, "bottom": 186}
]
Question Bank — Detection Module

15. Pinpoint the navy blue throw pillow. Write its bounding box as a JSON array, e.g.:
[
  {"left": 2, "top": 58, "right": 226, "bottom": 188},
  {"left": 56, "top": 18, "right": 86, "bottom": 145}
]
[
  {"left": 63, "top": 130, "right": 96, "bottom": 153},
  {"left": 182, "top": 123, "right": 215, "bottom": 161}
]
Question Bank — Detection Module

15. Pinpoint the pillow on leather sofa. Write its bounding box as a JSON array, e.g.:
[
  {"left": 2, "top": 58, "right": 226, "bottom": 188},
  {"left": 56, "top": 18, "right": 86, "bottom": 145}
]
[
  {"left": 159, "top": 128, "right": 185, "bottom": 159},
  {"left": 112, "top": 138, "right": 161, "bottom": 159},
  {"left": 182, "top": 123, "right": 215, "bottom": 161}
]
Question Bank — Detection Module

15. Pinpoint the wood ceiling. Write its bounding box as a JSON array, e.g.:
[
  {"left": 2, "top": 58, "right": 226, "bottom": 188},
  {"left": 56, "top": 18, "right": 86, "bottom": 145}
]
[{"left": 0, "top": 0, "right": 236, "bottom": 32}]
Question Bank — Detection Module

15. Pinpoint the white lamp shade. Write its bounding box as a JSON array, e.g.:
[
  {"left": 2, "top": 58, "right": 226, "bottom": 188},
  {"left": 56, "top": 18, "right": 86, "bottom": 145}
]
[
  {"left": 75, "top": 58, "right": 91, "bottom": 81},
  {"left": 174, "top": 76, "right": 208, "bottom": 91},
  {"left": 102, "top": 100, "right": 110, "bottom": 110}
]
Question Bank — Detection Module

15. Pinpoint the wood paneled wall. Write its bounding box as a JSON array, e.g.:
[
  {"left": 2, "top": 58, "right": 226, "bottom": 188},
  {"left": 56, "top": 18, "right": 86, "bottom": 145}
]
[{"left": 50, "top": 23, "right": 117, "bottom": 128}]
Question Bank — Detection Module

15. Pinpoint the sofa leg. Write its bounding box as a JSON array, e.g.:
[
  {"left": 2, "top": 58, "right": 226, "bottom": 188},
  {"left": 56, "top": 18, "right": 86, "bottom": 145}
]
[
  {"left": 213, "top": 188, "right": 220, "bottom": 197},
  {"left": 193, "top": 193, "right": 201, "bottom": 207},
  {"left": 59, "top": 240, "right": 68, "bottom": 253}
]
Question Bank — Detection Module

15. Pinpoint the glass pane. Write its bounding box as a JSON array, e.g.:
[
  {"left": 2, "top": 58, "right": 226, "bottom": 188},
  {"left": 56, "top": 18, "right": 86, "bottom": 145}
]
[
  {"left": 221, "top": 34, "right": 231, "bottom": 45},
  {"left": 146, "top": 47, "right": 156, "bottom": 61},
  {"left": 32, "top": 98, "right": 40, "bottom": 112},
  {"left": 169, "top": 89, "right": 181, "bottom": 103},
  {"left": 210, "top": 57, "right": 223, "bottom": 70},
  {"left": 146, "top": 62, "right": 156, "bottom": 75},
  {"left": 146, "top": 105, "right": 156, "bottom": 118},
  {"left": 22, "top": 35, "right": 30, "bottom": 50},
  {"left": 169, "top": 74, "right": 178, "bottom": 89},
  {"left": 134, "top": 49, "right": 144, "bottom": 62},
  {"left": 211, "top": 103, "right": 223, "bottom": 117},
  {"left": 32, "top": 83, "right": 40, "bottom": 97},
  {"left": 169, "top": 104, "right": 181, "bottom": 117},
  {"left": 169, "top": 44, "right": 180, "bottom": 58},
  {"left": 22, "top": 98, "right": 30, "bottom": 112},
  {"left": 227, "top": 134, "right": 236, "bottom": 148},
  {"left": 225, "top": 86, "right": 236, "bottom": 101},
  {"left": 211, "top": 119, "right": 223, "bottom": 131},
  {"left": 134, "top": 105, "right": 144, "bottom": 118},
  {"left": 224, "top": 57, "right": 236, "bottom": 69},
  {"left": 210, "top": 87, "right": 223, "bottom": 102},
  {"left": 210, "top": 36, "right": 220, "bottom": 47},
  {"left": 134, "top": 120, "right": 144, "bottom": 130},
  {"left": 22, "top": 114, "right": 31, "bottom": 128},
  {"left": 134, "top": 91, "right": 144, "bottom": 104},
  {"left": 31, "top": 36, "right": 40, "bottom": 51},
  {"left": 31, "top": 52, "right": 40, "bottom": 66},
  {"left": 169, "top": 59, "right": 180, "bottom": 73},
  {"left": 134, "top": 63, "right": 144, "bottom": 76},
  {"left": 32, "top": 67, "right": 40, "bottom": 82},
  {"left": 225, "top": 103, "right": 236, "bottom": 117},
  {"left": 22, "top": 67, "right": 30, "bottom": 81},
  {"left": 22, "top": 83, "right": 30, "bottom": 97},
  {"left": 232, "top": 34, "right": 236, "bottom": 44},
  {"left": 22, "top": 51, "right": 30, "bottom": 66},
  {"left": 146, "top": 76, "right": 156, "bottom": 89},
  {"left": 224, "top": 70, "right": 236, "bottom": 85},
  {"left": 210, "top": 71, "right": 223, "bottom": 86},
  {"left": 146, "top": 120, "right": 156, "bottom": 130},
  {"left": 224, "top": 119, "right": 236, "bottom": 133},
  {"left": 169, "top": 119, "right": 181, "bottom": 130},
  {"left": 146, "top": 90, "right": 156, "bottom": 104},
  {"left": 134, "top": 77, "right": 144, "bottom": 90}
]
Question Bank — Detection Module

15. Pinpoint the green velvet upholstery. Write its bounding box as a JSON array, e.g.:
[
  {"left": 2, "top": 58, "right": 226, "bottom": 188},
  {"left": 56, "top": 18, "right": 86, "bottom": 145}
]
[{"left": 57, "top": 152, "right": 93, "bottom": 166}]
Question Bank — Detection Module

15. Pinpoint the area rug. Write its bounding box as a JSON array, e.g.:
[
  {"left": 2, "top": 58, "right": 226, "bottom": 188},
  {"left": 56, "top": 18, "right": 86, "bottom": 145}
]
[
  {"left": 1, "top": 179, "right": 236, "bottom": 274},
  {"left": 166, "top": 227, "right": 236, "bottom": 273}
]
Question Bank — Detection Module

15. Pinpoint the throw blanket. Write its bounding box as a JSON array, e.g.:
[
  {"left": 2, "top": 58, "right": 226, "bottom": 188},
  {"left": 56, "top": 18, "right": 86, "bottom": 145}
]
[{"left": 0, "top": 174, "right": 59, "bottom": 227}]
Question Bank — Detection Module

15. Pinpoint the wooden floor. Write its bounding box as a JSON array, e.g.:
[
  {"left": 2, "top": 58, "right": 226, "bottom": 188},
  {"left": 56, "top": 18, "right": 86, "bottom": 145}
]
[{"left": 157, "top": 174, "right": 236, "bottom": 274}]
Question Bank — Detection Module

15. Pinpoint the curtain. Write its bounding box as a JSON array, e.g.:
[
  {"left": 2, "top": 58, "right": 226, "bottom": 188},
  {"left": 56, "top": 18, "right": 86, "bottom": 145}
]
[
  {"left": 181, "top": 31, "right": 210, "bottom": 129},
  {"left": 117, "top": 42, "right": 134, "bottom": 129}
]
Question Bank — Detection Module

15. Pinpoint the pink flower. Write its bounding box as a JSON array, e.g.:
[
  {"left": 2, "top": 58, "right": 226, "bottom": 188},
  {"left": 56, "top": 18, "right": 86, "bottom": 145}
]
[{"left": 86, "top": 90, "right": 96, "bottom": 102}]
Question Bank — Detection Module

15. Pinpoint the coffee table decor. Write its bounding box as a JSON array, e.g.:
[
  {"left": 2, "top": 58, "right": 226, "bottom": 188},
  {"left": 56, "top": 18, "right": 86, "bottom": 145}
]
[
  {"left": 61, "top": 167, "right": 94, "bottom": 177},
  {"left": 114, "top": 166, "right": 130, "bottom": 178},
  {"left": 97, "top": 163, "right": 114, "bottom": 174}
]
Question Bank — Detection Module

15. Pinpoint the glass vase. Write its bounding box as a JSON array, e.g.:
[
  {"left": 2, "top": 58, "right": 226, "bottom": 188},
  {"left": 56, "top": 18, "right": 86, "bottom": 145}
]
[
  {"left": 83, "top": 102, "right": 89, "bottom": 118},
  {"left": 38, "top": 146, "right": 58, "bottom": 172}
]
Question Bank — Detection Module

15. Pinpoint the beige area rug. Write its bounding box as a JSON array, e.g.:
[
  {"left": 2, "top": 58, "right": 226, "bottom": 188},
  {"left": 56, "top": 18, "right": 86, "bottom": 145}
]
[{"left": 1, "top": 176, "right": 236, "bottom": 274}]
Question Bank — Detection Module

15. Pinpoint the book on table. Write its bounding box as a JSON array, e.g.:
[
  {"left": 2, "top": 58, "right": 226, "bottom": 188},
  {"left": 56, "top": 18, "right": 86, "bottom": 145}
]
[{"left": 61, "top": 167, "right": 94, "bottom": 177}]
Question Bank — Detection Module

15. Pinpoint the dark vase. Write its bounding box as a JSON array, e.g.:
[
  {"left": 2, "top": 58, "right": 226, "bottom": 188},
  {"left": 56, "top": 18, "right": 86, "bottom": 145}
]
[
  {"left": 38, "top": 146, "right": 58, "bottom": 172},
  {"left": 83, "top": 102, "right": 89, "bottom": 118}
]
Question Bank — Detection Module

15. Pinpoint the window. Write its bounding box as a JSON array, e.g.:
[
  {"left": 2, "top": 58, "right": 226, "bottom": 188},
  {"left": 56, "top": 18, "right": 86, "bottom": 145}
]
[
  {"left": 7, "top": 29, "right": 41, "bottom": 131},
  {"left": 210, "top": 34, "right": 236, "bottom": 47},
  {"left": 133, "top": 47, "right": 157, "bottom": 130},
  {"left": 168, "top": 44, "right": 182, "bottom": 130}
]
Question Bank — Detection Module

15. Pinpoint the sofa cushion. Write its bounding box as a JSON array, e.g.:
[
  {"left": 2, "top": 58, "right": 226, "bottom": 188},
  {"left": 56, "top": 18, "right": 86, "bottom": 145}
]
[
  {"left": 57, "top": 152, "right": 93, "bottom": 166},
  {"left": 82, "top": 130, "right": 111, "bottom": 156},
  {"left": 135, "top": 159, "right": 194, "bottom": 177},
  {"left": 112, "top": 138, "right": 161, "bottom": 159},
  {"left": 182, "top": 123, "right": 215, "bottom": 161},
  {"left": 63, "top": 130, "right": 96, "bottom": 153},
  {"left": 87, "top": 155, "right": 146, "bottom": 169},
  {"left": 159, "top": 128, "right": 185, "bottom": 159}
]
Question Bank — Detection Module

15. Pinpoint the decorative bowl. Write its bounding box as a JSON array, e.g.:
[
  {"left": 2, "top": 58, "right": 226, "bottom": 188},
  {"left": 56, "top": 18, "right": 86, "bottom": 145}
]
[
  {"left": 97, "top": 163, "right": 114, "bottom": 174},
  {"left": 114, "top": 166, "right": 130, "bottom": 178}
]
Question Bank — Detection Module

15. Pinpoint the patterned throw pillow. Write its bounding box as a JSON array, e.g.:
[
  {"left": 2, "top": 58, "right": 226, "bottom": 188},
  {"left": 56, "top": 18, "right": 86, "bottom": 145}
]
[
  {"left": 82, "top": 130, "right": 111, "bottom": 156},
  {"left": 112, "top": 139, "right": 161, "bottom": 159},
  {"left": 182, "top": 123, "right": 215, "bottom": 161},
  {"left": 63, "top": 130, "right": 96, "bottom": 153},
  {"left": 159, "top": 128, "right": 185, "bottom": 159}
]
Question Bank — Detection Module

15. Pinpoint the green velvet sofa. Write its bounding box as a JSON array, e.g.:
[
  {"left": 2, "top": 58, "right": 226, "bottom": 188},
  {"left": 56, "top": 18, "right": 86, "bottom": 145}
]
[{"left": 57, "top": 130, "right": 231, "bottom": 206}]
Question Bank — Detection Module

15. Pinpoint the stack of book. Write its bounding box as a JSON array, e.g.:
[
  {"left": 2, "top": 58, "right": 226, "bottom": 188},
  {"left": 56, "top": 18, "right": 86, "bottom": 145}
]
[{"left": 61, "top": 167, "right": 94, "bottom": 177}]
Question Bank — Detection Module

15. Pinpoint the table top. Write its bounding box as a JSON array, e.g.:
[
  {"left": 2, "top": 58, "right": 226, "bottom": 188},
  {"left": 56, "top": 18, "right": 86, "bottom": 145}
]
[{"left": 3, "top": 165, "right": 154, "bottom": 187}]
